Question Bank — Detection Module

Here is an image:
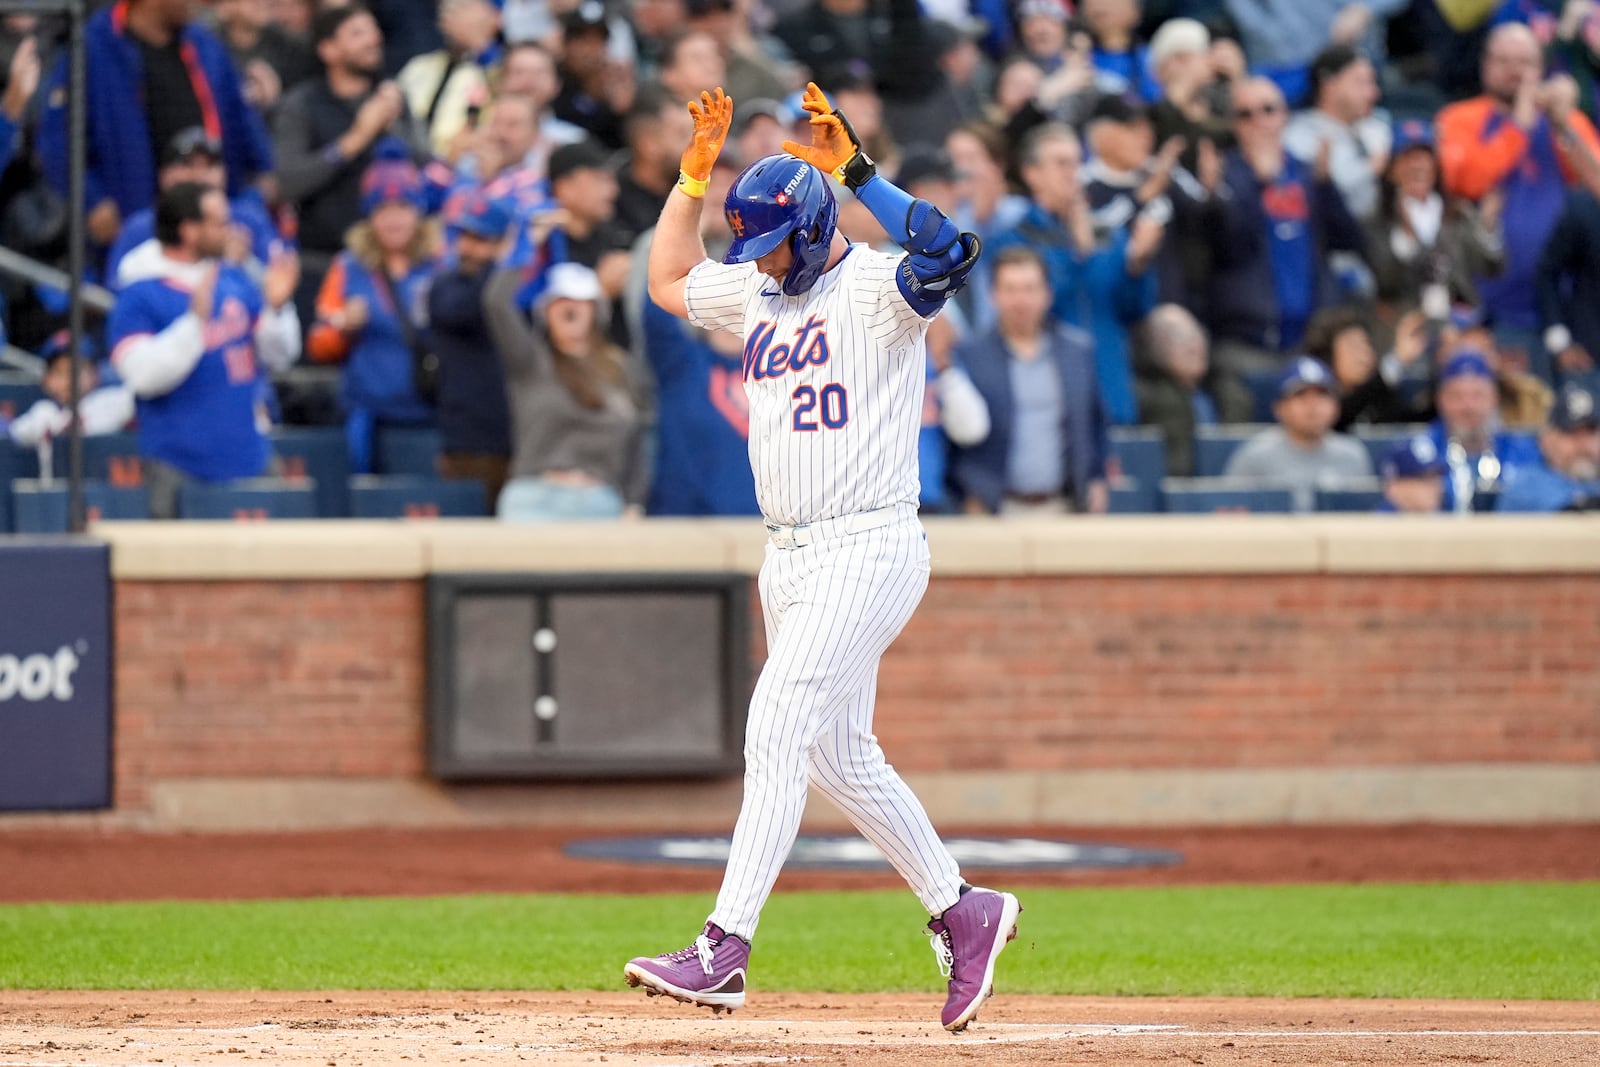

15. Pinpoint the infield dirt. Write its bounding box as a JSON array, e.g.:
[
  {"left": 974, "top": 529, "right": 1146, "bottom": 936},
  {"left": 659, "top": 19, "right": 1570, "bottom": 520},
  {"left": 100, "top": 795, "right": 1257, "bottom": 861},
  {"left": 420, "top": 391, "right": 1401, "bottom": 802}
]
[{"left": 1, "top": 990, "right": 1597, "bottom": 1066}]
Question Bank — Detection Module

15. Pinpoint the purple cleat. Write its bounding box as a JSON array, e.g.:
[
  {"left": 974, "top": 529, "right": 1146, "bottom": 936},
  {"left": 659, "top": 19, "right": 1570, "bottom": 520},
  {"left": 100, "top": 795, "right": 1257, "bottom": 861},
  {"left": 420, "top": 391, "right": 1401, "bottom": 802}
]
[
  {"left": 623, "top": 922, "right": 750, "bottom": 1013},
  {"left": 927, "top": 887, "right": 1022, "bottom": 1032}
]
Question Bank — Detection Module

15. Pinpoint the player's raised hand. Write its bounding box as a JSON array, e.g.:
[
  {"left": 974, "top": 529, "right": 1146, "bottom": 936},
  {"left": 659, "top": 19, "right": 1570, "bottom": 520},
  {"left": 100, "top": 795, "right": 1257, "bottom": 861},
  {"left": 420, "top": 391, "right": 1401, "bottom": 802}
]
[
  {"left": 781, "top": 82, "right": 863, "bottom": 181},
  {"left": 680, "top": 87, "right": 733, "bottom": 188}
]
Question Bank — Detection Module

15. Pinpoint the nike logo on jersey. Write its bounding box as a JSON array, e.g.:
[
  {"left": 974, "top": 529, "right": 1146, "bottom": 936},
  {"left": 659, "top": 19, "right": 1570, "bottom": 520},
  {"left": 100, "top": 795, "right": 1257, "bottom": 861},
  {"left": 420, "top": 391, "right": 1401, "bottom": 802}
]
[{"left": 743, "top": 316, "right": 832, "bottom": 382}]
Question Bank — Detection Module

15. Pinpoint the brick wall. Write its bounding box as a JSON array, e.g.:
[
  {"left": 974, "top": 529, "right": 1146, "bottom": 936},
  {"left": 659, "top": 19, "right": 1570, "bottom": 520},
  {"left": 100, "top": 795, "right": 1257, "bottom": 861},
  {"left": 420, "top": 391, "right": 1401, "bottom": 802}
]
[
  {"left": 110, "top": 573, "right": 1600, "bottom": 811},
  {"left": 114, "top": 581, "right": 426, "bottom": 808},
  {"left": 877, "top": 575, "right": 1600, "bottom": 772}
]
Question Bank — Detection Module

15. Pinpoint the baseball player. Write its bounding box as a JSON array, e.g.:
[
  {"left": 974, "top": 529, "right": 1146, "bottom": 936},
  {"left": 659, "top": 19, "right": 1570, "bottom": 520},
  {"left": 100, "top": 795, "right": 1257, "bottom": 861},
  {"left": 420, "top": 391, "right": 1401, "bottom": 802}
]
[{"left": 623, "top": 83, "right": 1021, "bottom": 1032}]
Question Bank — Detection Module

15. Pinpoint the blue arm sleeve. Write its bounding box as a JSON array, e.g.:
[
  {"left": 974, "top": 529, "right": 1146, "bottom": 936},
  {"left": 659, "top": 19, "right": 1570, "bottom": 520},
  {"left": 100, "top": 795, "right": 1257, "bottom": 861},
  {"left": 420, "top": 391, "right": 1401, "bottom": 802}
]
[
  {"left": 855, "top": 174, "right": 979, "bottom": 314},
  {"left": 853, "top": 174, "right": 963, "bottom": 258}
]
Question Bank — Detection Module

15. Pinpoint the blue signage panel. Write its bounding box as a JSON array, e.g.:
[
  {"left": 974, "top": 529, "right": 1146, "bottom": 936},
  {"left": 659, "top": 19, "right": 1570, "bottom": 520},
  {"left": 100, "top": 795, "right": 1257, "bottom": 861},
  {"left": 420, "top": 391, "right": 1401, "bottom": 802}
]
[{"left": 0, "top": 540, "right": 112, "bottom": 810}]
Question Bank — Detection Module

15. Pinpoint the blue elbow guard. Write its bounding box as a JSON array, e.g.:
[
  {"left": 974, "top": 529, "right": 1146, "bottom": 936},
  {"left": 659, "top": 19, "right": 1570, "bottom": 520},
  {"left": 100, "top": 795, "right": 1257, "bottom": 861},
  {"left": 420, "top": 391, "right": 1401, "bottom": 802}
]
[{"left": 896, "top": 231, "right": 982, "bottom": 315}]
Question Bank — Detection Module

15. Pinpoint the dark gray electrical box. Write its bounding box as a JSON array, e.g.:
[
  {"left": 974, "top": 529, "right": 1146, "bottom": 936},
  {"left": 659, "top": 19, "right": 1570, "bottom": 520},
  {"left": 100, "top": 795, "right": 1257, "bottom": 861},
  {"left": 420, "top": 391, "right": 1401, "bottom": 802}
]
[{"left": 427, "top": 572, "right": 751, "bottom": 779}]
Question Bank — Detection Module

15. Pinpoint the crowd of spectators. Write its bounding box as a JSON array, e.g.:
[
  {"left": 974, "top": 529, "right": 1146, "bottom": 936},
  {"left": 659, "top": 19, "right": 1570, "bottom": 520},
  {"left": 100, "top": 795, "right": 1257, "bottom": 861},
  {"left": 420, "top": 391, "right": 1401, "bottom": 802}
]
[{"left": 0, "top": 0, "right": 1599, "bottom": 519}]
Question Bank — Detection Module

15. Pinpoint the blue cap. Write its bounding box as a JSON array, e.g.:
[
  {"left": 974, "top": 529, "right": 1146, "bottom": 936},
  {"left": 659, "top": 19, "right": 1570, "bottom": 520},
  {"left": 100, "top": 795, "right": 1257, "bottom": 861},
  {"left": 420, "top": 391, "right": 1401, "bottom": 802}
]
[
  {"left": 1277, "top": 356, "right": 1337, "bottom": 398},
  {"left": 1550, "top": 383, "right": 1599, "bottom": 431},
  {"left": 1440, "top": 351, "right": 1495, "bottom": 383},
  {"left": 455, "top": 192, "right": 512, "bottom": 239},
  {"left": 1391, "top": 117, "right": 1435, "bottom": 156},
  {"left": 1381, "top": 435, "right": 1446, "bottom": 480},
  {"left": 39, "top": 328, "right": 99, "bottom": 363}
]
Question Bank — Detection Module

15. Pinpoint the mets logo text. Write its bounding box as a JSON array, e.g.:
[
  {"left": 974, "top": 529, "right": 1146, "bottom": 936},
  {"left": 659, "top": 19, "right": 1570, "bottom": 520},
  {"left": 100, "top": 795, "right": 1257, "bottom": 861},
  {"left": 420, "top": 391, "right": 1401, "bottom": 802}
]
[{"left": 743, "top": 317, "right": 831, "bottom": 381}]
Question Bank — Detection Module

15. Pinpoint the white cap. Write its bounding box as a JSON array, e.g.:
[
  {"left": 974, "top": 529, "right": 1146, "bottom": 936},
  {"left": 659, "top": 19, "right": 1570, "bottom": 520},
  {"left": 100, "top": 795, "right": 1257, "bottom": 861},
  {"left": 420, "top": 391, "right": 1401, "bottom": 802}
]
[
  {"left": 537, "top": 262, "right": 604, "bottom": 308},
  {"left": 1148, "top": 18, "right": 1211, "bottom": 72}
]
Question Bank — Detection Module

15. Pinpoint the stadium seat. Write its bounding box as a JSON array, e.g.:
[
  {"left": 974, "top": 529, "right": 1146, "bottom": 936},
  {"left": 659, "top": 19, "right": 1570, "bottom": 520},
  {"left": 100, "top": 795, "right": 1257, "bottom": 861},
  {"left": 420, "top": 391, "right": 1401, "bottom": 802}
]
[
  {"left": 177, "top": 478, "right": 318, "bottom": 520},
  {"left": 1193, "top": 425, "right": 1269, "bottom": 477},
  {"left": 10, "top": 480, "right": 152, "bottom": 532},
  {"left": 273, "top": 426, "right": 352, "bottom": 518},
  {"left": 374, "top": 425, "right": 443, "bottom": 477},
  {"left": 1353, "top": 424, "right": 1430, "bottom": 472},
  {"left": 50, "top": 431, "right": 143, "bottom": 486},
  {"left": 1108, "top": 427, "right": 1166, "bottom": 489},
  {"left": 0, "top": 440, "right": 43, "bottom": 533},
  {"left": 1107, "top": 480, "right": 1159, "bottom": 513},
  {"left": 1238, "top": 369, "right": 1281, "bottom": 423},
  {"left": 348, "top": 475, "right": 487, "bottom": 518},
  {"left": 1314, "top": 479, "right": 1385, "bottom": 513},
  {"left": 0, "top": 378, "right": 43, "bottom": 422},
  {"left": 1159, "top": 477, "right": 1295, "bottom": 514}
]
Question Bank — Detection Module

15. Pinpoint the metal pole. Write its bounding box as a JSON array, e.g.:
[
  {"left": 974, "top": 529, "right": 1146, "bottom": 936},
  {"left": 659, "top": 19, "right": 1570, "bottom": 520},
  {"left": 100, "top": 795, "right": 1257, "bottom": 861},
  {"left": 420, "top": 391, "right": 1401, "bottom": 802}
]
[{"left": 65, "top": 0, "right": 86, "bottom": 533}]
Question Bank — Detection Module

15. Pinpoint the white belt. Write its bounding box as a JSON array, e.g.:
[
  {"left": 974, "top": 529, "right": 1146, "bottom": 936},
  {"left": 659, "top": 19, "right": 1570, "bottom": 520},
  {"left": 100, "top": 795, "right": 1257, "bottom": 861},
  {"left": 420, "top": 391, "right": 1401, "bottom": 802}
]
[{"left": 765, "top": 504, "right": 909, "bottom": 550}]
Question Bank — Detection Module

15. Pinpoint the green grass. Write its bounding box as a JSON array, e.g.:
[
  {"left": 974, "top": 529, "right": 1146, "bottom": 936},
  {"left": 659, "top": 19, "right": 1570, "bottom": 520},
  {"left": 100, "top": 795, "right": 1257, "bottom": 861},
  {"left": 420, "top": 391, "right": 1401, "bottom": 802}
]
[{"left": 0, "top": 883, "right": 1596, "bottom": 999}]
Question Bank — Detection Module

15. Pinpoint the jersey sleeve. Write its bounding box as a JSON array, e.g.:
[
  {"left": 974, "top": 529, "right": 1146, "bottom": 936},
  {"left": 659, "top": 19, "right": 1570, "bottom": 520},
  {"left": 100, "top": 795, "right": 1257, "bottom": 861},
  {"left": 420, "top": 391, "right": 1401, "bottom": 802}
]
[
  {"left": 683, "top": 258, "right": 754, "bottom": 335},
  {"left": 858, "top": 248, "right": 932, "bottom": 353}
]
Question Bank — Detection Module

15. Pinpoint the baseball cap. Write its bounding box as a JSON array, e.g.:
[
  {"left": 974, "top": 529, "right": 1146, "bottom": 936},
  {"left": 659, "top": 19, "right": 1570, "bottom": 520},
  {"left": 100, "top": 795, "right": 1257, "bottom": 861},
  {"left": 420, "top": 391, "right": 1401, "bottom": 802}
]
[
  {"left": 816, "top": 61, "right": 875, "bottom": 97},
  {"left": 1148, "top": 18, "right": 1210, "bottom": 69},
  {"left": 1391, "top": 117, "right": 1435, "bottom": 156},
  {"left": 895, "top": 145, "right": 960, "bottom": 190},
  {"left": 537, "top": 261, "right": 603, "bottom": 308},
  {"left": 1277, "top": 356, "right": 1337, "bottom": 399},
  {"left": 548, "top": 139, "right": 611, "bottom": 183},
  {"left": 454, "top": 192, "right": 512, "bottom": 240},
  {"left": 1017, "top": 0, "right": 1067, "bottom": 21},
  {"left": 925, "top": 16, "right": 987, "bottom": 56},
  {"left": 1380, "top": 435, "right": 1446, "bottom": 480},
  {"left": 1440, "top": 351, "right": 1496, "bottom": 384},
  {"left": 560, "top": 0, "right": 608, "bottom": 38},
  {"left": 734, "top": 97, "right": 795, "bottom": 137},
  {"left": 39, "top": 328, "right": 99, "bottom": 364},
  {"left": 1549, "top": 383, "right": 1600, "bottom": 432},
  {"left": 162, "top": 126, "right": 223, "bottom": 169},
  {"left": 1086, "top": 93, "right": 1150, "bottom": 126}
]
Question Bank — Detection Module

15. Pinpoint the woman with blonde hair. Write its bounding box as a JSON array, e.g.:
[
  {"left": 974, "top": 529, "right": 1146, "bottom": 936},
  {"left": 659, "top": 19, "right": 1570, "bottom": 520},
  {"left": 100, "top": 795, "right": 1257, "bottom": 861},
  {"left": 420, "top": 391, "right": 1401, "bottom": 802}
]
[
  {"left": 485, "top": 262, "right": 646, "bottom": 520},
  {"left": 308, "top": 154, "right": 444, "bottom": 473}
]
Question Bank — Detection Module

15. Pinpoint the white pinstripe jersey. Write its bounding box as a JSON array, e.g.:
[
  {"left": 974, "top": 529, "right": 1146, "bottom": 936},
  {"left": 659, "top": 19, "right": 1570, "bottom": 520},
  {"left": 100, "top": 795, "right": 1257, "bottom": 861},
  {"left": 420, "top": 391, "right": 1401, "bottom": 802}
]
[{"left": 683, "top": 245, "right": 931, "bottom": 526}]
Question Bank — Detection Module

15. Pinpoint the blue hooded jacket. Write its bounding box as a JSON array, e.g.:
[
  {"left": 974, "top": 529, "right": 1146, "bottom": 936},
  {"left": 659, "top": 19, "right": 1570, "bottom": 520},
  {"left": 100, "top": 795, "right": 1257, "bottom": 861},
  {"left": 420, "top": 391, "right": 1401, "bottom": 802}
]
[{"left": 37, "top": 1, "right": 274, "bottom": 220}]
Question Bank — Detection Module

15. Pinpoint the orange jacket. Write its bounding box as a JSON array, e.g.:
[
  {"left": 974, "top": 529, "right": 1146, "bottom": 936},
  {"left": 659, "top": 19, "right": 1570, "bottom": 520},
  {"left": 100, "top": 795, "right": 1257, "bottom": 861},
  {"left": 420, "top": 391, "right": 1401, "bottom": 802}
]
[{"left": 1438, "top": 96, "right": 1600, "bottom": 201}]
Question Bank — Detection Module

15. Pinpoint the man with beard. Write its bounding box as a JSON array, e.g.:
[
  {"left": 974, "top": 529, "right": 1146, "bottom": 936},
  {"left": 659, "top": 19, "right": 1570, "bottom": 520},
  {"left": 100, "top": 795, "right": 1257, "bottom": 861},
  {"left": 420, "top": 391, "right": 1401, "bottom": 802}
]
[
  {"left": 274, "top": 4, "right": 430, "bottom": 306},
  {"left": 107, "top": 182, "right": 301, "bottom": 518},
  {"left": 1498, "top": 383, "right": 1600, "bottom": 511}
]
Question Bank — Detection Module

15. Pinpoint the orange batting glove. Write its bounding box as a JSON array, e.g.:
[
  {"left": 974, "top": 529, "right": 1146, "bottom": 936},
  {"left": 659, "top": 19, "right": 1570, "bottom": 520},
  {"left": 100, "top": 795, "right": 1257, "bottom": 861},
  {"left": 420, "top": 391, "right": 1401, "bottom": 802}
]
[
  {"left": 780, "top": 82, "right": 876, "bottom": 189},
  {"left": 678, "top": 87, "right": 733, "bottom": 198}
]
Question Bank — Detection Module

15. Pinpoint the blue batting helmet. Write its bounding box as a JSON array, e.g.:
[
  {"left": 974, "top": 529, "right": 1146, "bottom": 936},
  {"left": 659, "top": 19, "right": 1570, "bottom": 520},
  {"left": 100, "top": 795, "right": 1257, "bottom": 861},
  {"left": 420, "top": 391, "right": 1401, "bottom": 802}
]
[{"left": 723, "top": 154, "right": 838, "bottom": 296}]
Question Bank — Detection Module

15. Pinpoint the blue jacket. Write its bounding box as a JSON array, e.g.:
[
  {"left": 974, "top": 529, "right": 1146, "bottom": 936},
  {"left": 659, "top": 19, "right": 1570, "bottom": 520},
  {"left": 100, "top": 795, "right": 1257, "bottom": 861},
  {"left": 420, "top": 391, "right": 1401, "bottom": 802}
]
[
  {"left": 38, "top": 2, "right": 274, "bottom": 219},
  {"left": 990, "top": 202, "right": 1155, "bottom": 426},
  {"left": 641, "top": 299, "right": 758, "bottom": 516},
  {"left": 949, "top": 323, "right": 1109, "bottom": 512},
  {"left": 1498, "top": 456, "right": 1599, "bottom": 512},
  {"left": 1427, "top": 420, "right": 1542, "bottom": 511},
  {"left": 107, "top": 265, "right": 273, "bottom": 482},
  {"left": 1206, "top": 151, "right": 1365, "bottom": 353}
]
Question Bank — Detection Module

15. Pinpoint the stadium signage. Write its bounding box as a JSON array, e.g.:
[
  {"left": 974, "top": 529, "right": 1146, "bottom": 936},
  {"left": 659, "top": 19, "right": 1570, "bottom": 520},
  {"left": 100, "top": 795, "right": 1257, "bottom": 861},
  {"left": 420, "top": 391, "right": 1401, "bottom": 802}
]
[
  {"left": 0, "top": 543, "right": 111, "bottom": 810},
  {"left": 0, "top": 644, "right": 84, "bottom": 702}
]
